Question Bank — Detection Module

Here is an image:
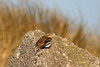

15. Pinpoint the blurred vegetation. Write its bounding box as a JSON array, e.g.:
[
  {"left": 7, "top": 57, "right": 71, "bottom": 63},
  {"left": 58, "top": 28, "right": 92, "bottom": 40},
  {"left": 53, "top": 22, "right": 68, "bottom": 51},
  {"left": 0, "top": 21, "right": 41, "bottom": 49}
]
[{"left": 0, "top": 1, "right": 100, "bottom": 67}]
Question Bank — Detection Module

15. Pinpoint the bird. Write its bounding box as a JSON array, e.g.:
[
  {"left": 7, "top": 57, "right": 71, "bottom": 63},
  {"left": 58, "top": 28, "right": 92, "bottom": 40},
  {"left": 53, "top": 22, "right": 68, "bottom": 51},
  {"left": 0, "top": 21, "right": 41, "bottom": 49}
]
[{"left": 34, "top": 33, "right": 53, "bottom": 50}]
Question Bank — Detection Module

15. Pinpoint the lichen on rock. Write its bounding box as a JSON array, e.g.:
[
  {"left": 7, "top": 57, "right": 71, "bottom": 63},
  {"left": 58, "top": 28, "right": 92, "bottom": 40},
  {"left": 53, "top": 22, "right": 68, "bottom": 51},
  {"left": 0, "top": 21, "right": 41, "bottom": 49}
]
[{"left": 7, "top": 30, "right": 100, "bottom": 67}]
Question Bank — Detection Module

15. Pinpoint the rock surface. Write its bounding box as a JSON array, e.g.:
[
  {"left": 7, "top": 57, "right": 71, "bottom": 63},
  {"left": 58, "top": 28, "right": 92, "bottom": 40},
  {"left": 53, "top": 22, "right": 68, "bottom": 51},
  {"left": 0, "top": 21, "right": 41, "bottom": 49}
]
[{"left": 7, "top": 30, "right": 100, "bottom": 67}]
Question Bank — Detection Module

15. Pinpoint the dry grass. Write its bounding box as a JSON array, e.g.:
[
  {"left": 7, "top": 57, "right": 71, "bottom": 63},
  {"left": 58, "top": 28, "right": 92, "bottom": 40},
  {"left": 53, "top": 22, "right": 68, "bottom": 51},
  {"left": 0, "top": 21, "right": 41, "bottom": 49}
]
[{"left": 0, "top": 2, "right": 100, "bottom": 67}]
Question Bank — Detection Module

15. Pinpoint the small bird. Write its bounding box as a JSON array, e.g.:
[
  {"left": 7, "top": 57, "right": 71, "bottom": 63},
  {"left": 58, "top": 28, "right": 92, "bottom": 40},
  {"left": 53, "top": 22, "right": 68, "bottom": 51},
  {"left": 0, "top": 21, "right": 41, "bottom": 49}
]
[{"left": 34, "top": 33, "right": 53, "bottom": 50}]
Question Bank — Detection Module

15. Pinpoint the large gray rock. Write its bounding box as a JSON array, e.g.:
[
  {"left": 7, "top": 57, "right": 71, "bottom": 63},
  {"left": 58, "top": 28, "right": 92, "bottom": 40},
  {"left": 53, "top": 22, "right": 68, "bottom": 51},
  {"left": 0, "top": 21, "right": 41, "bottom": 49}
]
[{"left": 7, "top": 30, "right": 100, "bottom": 67}]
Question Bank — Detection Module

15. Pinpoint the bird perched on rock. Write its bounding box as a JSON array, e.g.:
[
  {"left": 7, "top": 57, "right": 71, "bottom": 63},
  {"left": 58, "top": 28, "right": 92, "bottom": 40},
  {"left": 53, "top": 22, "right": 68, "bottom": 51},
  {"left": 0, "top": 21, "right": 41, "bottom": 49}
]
[{"left": 34, "top": 33, "right": 53, "bottom": 50}]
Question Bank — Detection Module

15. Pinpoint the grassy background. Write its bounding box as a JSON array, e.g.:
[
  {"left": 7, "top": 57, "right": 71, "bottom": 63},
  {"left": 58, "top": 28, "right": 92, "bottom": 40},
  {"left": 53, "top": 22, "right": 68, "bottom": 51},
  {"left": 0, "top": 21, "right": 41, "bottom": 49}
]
[{"left": 0, "top": 2, "right": 100, "bottom": 67}]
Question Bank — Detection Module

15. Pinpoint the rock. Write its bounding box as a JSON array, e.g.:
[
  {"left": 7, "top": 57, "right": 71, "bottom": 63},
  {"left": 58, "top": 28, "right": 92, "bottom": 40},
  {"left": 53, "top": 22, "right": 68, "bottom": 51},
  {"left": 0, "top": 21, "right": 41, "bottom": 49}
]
[{"left": 7, "top": 30, "right": 100, "bottom": 67}]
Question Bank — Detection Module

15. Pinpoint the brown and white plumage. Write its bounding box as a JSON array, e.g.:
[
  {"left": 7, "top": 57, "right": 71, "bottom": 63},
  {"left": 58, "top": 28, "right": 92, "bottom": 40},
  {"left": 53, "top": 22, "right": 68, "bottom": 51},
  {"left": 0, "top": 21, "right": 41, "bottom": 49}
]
[{"left": 34, "top": 34, "right": 53, "bottom": 49}]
